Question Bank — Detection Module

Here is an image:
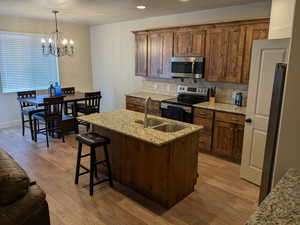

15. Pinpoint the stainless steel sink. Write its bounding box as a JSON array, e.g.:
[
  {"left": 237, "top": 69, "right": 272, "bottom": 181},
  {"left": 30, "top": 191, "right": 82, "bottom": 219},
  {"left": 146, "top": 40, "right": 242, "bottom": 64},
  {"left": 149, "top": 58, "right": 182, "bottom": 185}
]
[
  {"left": 153, "top": 124, "right": 186, "bottom": 133},
  {"left": 135, "top": 118, "right": 164, "bottom": 127}
]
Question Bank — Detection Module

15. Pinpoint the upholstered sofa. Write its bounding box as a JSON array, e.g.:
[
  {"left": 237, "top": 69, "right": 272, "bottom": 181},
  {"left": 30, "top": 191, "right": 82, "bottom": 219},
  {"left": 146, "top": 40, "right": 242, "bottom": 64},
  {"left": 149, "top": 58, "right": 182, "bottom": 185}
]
[{"left": 0, "top": 148, "right": 50, "bottom": 225}]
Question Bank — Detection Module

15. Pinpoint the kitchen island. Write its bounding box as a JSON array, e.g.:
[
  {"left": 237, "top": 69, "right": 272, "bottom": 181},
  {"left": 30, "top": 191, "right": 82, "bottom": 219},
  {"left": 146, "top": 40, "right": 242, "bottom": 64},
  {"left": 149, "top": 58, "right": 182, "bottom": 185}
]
[{"left": 79, "top": 109, "right": 202, "bottom": 208}]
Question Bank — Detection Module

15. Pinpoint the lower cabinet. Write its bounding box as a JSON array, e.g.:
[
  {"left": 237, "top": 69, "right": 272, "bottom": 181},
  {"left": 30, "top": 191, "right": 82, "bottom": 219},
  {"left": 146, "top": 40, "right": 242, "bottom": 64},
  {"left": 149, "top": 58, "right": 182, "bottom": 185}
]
[
  {"left": 212, "top": 112, "right": 245, "bottom": 163},
  {"left": 193, "top": 109, "right": 245, "bottom": 163},
  {"left": 193, "top": 108, "right": 214, "bottom": 153},
  {"left": 125, "top": 96, "right": 161, "bottom": 116}
]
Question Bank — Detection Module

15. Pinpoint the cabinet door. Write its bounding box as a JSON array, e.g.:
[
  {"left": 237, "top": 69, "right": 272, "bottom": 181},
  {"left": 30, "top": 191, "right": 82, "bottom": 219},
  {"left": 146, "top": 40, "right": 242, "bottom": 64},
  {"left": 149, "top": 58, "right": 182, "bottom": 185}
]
[
  {"left": 233, "top": 125, "right": 244, "bottom": 163},
  {"left": 160, "top": 31, "right": 174, "bottom": 78},
  {"left": 205, "top": 28, "right": 228, "bottom": 82},
  {"left": 213, "top": 121, "right": 235, "bottom": 158},
  {"left": 241, "top": 22, "right": 269, "bottom": 83},
  {"left": 148, "top": 32, "right": 162, "bottom": 77},
  {"left": 224, "top": 26, "right": 246, "bottom": 83},
  {"left": 191, "top": 30, "right": 206, "bottom": 56},
  {"left": 126, "top": 96, "right": 145, "bottom": 113},
  {"left": 174, "top": 30, "right": 192, "bottom": 56},
  {"left": 135, "top": 33, "right": 148, "bottom": 76}
]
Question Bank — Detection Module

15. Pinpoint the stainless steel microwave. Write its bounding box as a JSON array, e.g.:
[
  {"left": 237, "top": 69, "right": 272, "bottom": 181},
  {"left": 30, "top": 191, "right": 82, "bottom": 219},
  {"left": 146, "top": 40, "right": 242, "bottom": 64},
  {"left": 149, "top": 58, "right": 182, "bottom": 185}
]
[{"left": 171, "top": 56, "right": 205, "bottom": 79}]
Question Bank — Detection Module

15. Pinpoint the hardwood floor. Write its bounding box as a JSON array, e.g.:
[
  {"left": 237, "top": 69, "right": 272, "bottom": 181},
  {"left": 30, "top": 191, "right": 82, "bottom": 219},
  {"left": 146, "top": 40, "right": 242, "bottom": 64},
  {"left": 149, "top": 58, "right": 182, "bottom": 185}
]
[{"left": 0, "top": 127, "right": 259, "bottom": 225}]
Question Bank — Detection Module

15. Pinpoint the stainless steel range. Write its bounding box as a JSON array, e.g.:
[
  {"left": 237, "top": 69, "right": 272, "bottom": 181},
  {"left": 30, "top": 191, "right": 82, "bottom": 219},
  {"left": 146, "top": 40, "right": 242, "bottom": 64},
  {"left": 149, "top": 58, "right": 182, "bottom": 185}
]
[{"left": 161, "top": 85, "right": 209, "bottom": 123}]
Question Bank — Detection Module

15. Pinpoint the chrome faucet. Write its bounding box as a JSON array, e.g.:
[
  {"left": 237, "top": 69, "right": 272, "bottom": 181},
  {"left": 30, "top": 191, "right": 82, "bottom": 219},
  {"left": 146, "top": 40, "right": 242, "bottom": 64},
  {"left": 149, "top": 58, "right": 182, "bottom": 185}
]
[{"left": 144, "top": 97, "right": 152, "bottom": 128}]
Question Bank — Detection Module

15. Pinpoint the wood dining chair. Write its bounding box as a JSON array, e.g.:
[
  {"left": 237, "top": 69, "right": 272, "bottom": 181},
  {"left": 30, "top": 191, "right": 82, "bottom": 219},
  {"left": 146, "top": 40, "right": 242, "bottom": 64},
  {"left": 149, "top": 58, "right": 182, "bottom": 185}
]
[
  {"left": 75, "top": 91, "right": 102, "bottom": 131},
  {"left": 17, "top": 90, "right": 44, "bottom": 140},
  {"left": 32, "top": 96, "right": 65, "bottom": 148},
  {"left": 62, "top": 87, "right": 75, "bottom": 115}
]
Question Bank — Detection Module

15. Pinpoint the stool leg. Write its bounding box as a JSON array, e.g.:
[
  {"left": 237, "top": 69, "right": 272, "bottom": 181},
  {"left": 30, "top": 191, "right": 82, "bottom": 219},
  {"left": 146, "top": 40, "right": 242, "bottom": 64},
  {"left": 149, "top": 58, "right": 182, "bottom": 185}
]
[
  {"left": 94, "top": 161, "right": 98, "bottom": 179},
  {"left": 104, "top": 144, "right": 113, "bottom": 187},
  {"left": 75, "top": 142, "right": 83, "bottom": 184},
  {"left": 33, "top": 119, "right": 37, "bottom": 142},
  {"left": 29, "top": 114, "right": 34, "bottom": 140},
  {"left": 45, "top": 121, "right": 49, "bottom": 148},
  {"left": 21, "top": 113, "right": 25, "bottom": 136},
  {"left": 90, "top": 147, "right": 95, "bottom": 195}
]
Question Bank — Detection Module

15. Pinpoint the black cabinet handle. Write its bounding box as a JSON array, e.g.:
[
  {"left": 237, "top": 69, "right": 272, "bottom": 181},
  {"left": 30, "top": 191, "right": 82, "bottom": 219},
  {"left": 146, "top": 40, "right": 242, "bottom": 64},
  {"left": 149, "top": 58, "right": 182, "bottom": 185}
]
[{"left": 245, "top": 118, "right": 252, "bottom": 123}]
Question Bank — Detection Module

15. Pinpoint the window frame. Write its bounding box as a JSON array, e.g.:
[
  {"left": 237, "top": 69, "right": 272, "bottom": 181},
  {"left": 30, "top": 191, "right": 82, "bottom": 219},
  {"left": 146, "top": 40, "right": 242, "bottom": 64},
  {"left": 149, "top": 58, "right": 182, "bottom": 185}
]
[{"left": 0, "top": 31, "right": 60, "bottom": 94}]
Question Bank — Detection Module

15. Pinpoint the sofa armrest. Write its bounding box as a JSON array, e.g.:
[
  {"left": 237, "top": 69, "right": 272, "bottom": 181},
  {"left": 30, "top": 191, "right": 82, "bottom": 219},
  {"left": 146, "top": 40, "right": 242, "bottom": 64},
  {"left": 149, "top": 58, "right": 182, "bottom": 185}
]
[{"left": 0, "top": 184, "right": 50, "bottom": 225}]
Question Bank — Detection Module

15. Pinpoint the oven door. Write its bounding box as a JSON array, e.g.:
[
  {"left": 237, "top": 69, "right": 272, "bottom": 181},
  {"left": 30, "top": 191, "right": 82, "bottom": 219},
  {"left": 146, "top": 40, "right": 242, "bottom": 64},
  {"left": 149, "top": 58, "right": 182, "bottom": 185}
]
[{"left": 160, "top": 103, "right": 193, "bottom": 123}]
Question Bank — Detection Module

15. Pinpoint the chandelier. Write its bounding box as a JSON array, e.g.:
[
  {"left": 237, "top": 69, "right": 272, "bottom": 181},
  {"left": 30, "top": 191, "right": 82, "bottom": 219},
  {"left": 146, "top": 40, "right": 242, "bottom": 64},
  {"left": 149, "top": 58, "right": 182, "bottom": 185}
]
[{"left": 41, "top": 10, "right": 74, "bottom": 57}]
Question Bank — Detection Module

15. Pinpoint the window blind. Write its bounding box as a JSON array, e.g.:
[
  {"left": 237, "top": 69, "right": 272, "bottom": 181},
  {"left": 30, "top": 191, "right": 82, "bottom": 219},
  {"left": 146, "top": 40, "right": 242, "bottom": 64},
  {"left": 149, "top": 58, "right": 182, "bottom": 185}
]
[{"left": 0, "top": 32, "right": 59, "bottom": 93}]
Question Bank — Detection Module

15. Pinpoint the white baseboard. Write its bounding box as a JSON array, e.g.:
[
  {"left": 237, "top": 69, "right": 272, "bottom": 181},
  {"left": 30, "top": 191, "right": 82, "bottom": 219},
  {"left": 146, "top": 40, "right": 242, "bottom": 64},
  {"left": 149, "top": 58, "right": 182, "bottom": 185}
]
[{"left": 0, "top": 120, "right": 20, "bottom": 129}]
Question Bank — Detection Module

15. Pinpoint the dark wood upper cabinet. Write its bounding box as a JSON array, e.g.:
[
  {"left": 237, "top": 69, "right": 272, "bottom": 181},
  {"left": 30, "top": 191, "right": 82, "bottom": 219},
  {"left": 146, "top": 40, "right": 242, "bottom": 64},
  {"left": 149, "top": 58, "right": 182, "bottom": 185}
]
[
  {"left": 148, "top": 30, "right": 174, "bottom": 78},
  {"left": 135, "top": 32, "right": 148, "bottom": 76},
  {"left": 241, "top": 22, "right": 269, "bottom": 83},
  {"left": 174, "top": 30, "right": 192, "bottom": 56},
  {"left": 174, "top": 28, "right": 206, "bottom": 57},
  {"left": 205, "top": 27, "right": 228, "bottom": 82},
  {"left": 224, "top": 25, "right": 246, "bottom": 83},
  {"left": 160, "top": 31, "right": 174, "bottom": 78},
  {"left": 133, "top": 19, "right": 269, "bottom": 83},
  {"left": 148, "top": 32, "right": 162, "bottom": 78}
]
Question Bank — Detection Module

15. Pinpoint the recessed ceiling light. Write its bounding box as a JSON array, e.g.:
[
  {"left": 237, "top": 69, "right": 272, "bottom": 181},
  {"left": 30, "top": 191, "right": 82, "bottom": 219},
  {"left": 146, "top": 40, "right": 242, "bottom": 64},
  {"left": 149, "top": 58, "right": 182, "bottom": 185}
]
[
  {"left": 179, "top": 0, "right": 190, "bottom": 2},
  {"left": 136, "top": 5, "right": 146, "bottom": 9}
]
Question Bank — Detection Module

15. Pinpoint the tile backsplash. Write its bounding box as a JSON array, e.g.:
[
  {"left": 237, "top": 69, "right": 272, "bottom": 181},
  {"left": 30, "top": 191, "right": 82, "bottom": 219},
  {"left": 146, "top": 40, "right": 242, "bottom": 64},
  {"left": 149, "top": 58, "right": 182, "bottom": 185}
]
[{"left": 142, "top": 78, "right": 248, "bottom": 106}]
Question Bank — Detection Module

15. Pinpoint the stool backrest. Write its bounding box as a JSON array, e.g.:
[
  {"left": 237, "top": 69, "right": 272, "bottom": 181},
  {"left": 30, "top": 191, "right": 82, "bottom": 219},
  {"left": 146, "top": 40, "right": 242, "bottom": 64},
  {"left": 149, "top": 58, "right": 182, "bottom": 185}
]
[
  {"left": 17, "top": 90, "right": 37, "bottom": 108},
  {"left": 84, "top": 91, "right": 102, "bottom": 113},
  {"left": 62, "top": 87, "right": 75, "bottom": 95},
  {"left": 43, "top": 96, "right": 64, "bottom": 119}
]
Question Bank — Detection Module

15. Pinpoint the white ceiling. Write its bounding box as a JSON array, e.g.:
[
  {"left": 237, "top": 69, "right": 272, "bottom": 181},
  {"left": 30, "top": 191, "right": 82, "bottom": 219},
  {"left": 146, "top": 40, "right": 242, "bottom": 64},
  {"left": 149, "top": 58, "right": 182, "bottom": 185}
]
[{"left": 0, "top": 0, "right": 268, "bottom": 25}]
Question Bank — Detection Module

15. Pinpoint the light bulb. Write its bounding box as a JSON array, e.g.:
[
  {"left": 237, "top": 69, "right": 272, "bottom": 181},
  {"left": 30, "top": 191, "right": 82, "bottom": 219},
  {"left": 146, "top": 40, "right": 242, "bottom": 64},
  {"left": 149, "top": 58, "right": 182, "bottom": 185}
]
[
  {"left": 62, "top": 39, "right": 68, "bottom": 45},
  {"left": 136, "top": 5, "right": 146, "bottom": 9},
  {"left": 69, "top": 40, "right": 74, "bottom": 45}
]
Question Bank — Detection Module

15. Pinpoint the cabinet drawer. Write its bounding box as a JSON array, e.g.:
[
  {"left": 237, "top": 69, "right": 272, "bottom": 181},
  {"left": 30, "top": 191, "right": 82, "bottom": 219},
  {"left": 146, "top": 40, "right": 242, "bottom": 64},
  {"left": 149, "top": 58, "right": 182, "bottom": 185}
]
[
  {"left": 193, "top": 117, "right": 213, "bottom": 135},
  {"left": 194, "top": 108, "right": 214, "bottom": 119},
  {"left": 215, "top": 111, "right": 245, "bottom": 125},
  {"left": 199, "top": 135, "right": 212, "bottom": 153},
  {"left": 126, "top": 96, "right": 145, "bottom": 105}
]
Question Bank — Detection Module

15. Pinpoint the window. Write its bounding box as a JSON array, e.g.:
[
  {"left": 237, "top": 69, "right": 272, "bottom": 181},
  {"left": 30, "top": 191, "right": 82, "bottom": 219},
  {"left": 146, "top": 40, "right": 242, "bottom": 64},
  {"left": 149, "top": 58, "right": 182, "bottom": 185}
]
[{"left": 0, "top": 32, "right": 59, "bottom": 93}]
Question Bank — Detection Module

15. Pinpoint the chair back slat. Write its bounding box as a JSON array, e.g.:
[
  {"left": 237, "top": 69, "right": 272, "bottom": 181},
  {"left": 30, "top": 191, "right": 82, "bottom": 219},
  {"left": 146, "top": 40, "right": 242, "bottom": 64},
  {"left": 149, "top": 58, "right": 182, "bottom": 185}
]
[
  {"left": 84, "top": 91, "right": 102, "bottom": 113},
  {"left": 62, "top": 87, "right": 75, "bottom": 95},
  {"left": 43, "top": 96, "right": 64, "bottom": 119},
  {"left": 17, "top": 90, "right": 37, "bottom": 108}
]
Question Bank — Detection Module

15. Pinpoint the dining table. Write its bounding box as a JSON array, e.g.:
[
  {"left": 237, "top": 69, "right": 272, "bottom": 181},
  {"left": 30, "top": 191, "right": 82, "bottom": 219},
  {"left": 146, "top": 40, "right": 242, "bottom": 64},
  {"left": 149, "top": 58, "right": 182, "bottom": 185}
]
[
  {"left": 18, "top": 92, "right": 92, "bottom": 139},
  {"left": 18, "top": 92, "right": 88, "bottom": 117}
]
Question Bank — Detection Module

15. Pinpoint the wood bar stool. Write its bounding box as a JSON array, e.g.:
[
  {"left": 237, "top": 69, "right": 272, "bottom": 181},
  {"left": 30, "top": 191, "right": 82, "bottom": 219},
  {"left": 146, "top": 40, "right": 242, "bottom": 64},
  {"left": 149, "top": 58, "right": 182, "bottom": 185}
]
[{"left": 74, "top": 132, "right": 113, "bottom": 195}]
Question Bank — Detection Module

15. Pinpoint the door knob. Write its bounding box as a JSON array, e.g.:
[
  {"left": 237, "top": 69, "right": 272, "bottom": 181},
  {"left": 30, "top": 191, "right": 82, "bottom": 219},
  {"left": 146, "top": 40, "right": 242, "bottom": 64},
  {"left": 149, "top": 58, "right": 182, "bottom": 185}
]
[{"left": 245, "top": 118, "right": 252, "bottom": 123}]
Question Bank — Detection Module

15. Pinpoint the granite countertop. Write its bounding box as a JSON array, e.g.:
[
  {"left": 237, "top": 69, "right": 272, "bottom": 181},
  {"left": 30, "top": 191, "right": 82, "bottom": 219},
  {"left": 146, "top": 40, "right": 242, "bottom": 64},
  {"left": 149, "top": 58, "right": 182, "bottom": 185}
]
[
  {"left": 78, "top": 109, "right": 202, "bottom": 146},
  {"left": 126, "top": 91, "right": 174, "bottom": 102},
  {"left": 193, "top": 102, "right": 246, "bottom": 115},
  {"left": 246, "top": 168, "right": 300, "bottom": 225}
]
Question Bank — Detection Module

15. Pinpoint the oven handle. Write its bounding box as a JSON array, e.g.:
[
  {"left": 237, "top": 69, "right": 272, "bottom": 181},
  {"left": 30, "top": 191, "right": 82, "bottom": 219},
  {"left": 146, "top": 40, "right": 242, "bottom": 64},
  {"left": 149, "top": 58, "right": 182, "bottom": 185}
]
[{"left": 160, "top": 102, "right": 192, "bottom": 113}]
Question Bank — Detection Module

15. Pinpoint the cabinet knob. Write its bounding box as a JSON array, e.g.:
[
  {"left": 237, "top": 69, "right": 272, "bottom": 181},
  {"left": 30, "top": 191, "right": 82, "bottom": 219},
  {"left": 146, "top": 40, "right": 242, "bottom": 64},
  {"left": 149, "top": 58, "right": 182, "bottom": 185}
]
[{"left": 245, "top": 118, "right": 252, "bottom": 123}]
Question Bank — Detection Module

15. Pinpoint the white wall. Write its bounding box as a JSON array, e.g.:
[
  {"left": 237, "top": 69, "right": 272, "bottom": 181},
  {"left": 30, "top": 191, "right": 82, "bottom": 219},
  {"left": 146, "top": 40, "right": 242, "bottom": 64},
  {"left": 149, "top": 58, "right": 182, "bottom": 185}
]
[
  {"left": 90, "top": 2, "right": 271, "bottom": 112},
  {"left": 273, "top": 0, "right": 300, "bottom": 184},
  {"left": 269, "top": 0, "right": 296, "bottom": 39},
  {"left": 0, "top": 16, "right": 93, "bottom": 128}
]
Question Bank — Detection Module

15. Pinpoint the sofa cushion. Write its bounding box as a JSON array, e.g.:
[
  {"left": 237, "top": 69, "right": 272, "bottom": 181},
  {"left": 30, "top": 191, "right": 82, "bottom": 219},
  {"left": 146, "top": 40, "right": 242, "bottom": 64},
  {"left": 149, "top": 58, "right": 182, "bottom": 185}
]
[
  {"left": 0, "top": 148, "right": 29, "bottom": 205},
  {"left": 0, "top": 184, "right": 49, "bottom": 225}
]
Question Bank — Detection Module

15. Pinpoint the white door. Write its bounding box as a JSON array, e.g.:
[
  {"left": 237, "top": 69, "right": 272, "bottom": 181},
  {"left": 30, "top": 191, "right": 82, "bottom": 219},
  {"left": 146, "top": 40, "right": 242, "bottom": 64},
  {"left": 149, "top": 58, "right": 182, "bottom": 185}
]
[{"left": 240, "top": 39, "right": 290, "bottom": 185}]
